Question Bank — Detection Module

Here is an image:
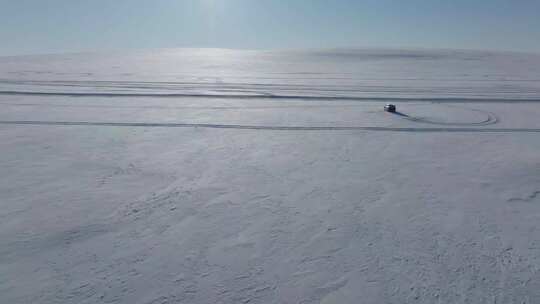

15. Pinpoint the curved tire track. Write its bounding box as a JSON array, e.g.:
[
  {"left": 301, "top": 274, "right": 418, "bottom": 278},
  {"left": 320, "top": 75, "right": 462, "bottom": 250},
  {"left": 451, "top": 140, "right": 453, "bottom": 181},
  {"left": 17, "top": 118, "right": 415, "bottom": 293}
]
[{"left": 399, "top": 106, "right": 499, "bottom": 126}]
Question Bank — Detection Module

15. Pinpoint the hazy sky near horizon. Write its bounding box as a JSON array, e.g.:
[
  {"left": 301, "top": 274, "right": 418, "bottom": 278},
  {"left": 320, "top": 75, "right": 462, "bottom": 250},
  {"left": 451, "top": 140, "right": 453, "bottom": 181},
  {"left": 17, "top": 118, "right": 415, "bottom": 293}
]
[{"left": 1, "top": 0, "right": 540, "bottom": 55}]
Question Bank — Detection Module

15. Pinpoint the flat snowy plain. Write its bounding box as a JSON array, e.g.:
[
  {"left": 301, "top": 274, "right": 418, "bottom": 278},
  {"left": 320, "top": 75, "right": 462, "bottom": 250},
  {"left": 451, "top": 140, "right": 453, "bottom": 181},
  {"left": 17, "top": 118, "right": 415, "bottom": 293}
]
[{"left": 1, "top": 49, "right": 540, "bottom": 303}]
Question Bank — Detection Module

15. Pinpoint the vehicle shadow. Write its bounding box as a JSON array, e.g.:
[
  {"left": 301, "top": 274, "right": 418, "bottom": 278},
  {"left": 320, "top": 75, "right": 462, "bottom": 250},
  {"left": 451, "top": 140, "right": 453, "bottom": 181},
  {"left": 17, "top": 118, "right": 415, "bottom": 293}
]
[{"left": 391, "top": 111, "right": 409, "bottom": 117}]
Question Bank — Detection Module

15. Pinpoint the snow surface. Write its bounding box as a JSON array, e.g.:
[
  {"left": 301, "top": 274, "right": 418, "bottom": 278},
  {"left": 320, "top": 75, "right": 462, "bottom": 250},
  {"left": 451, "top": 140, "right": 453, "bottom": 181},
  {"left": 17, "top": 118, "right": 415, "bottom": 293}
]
[{"left": 1, "top": 49, "right": 540, "bottom": 303}]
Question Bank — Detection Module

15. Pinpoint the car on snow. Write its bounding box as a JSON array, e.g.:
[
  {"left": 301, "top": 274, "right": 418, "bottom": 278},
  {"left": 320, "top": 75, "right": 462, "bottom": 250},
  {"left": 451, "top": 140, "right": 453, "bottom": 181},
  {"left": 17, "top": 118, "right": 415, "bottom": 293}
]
[{"left": 384, "top": 104, "right": 396, "bottom": 113}]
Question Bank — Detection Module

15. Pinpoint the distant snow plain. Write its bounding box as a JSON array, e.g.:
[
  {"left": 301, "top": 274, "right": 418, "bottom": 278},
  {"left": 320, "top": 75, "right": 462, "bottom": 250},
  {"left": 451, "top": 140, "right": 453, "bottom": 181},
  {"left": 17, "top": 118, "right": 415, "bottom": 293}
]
[{"left": 1, "top": 49, "right": 540, "bottom": 303}]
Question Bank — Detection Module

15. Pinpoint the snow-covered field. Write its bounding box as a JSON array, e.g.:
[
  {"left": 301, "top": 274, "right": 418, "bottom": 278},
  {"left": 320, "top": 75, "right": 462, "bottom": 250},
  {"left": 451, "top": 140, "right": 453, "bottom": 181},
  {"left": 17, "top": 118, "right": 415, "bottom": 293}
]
[{"left": 1, "top": 49, "right": 540, "bottom": 303}]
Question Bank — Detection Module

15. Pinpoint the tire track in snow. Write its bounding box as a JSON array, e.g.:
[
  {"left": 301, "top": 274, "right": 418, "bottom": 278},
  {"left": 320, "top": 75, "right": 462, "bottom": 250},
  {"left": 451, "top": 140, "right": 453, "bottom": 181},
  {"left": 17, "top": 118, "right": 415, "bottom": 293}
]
[
  {"left": 508, "top": 191, "right": 540, "bottom": 202},
  {"left": 396, "top": 105, "right": 499, "bottom": 126},
  {"left": 1, "top": 90, "right": 540, "bottom": 103},
  {"left": 0, "top": 102, "right": 371, "bottom": 110},
  {"left": 1, "top": 120, "right": 539, "bottom": 133}
]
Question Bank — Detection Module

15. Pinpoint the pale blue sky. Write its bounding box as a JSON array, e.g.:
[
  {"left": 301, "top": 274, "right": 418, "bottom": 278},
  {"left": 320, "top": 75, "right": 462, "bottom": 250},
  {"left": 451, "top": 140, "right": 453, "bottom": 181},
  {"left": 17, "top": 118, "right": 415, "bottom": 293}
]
[{"left": 1, "top": 0, "right": 540, "bottom": 55}]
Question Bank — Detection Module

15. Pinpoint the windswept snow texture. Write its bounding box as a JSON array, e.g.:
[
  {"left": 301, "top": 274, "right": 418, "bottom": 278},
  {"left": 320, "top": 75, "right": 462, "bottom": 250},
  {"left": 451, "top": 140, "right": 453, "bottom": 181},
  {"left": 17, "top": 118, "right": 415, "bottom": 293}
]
[{"left": 1, "top": 49, "right": 540, "bottom": 304}]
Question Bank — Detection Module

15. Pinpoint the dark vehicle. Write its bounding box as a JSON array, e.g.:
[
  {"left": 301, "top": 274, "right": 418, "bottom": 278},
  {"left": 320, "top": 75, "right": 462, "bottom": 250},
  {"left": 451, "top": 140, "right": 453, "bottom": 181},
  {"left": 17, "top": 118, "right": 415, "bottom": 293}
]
[{"left": 384, "top": 104, "right": 396, "bottom": 113}]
